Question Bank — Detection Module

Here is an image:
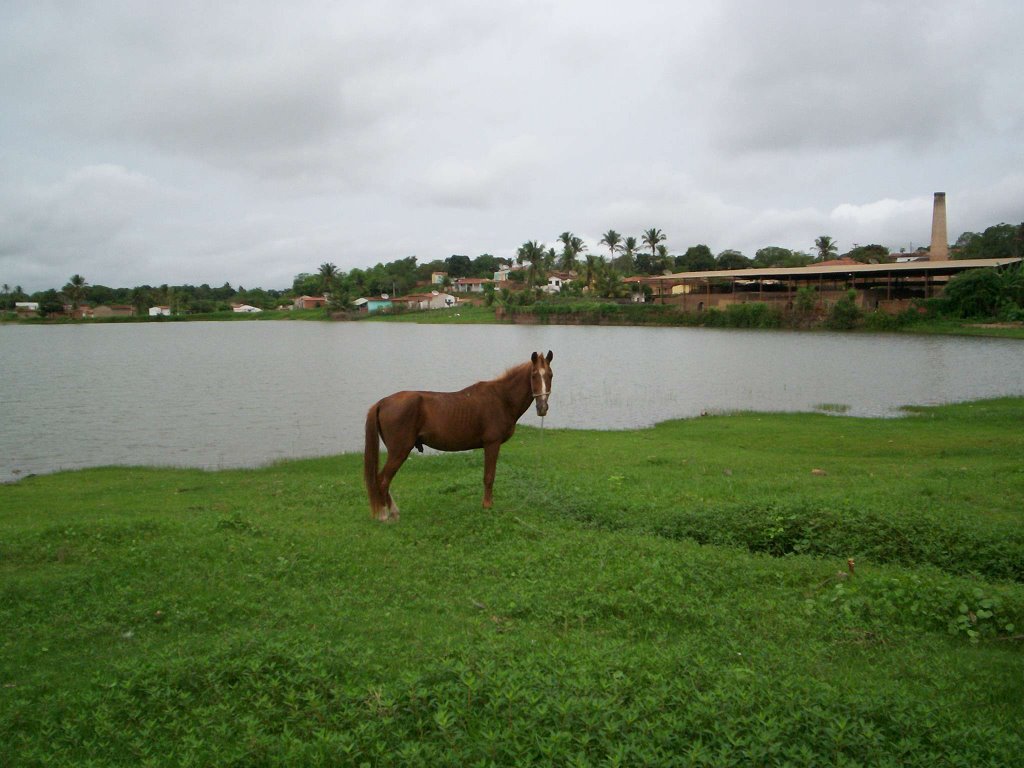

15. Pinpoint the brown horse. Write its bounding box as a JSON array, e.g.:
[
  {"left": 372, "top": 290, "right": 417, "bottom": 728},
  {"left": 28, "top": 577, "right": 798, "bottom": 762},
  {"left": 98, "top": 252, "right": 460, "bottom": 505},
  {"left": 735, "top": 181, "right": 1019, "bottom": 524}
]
[{"left": 364, "top": 350, "right": 554, "bottom": 521}]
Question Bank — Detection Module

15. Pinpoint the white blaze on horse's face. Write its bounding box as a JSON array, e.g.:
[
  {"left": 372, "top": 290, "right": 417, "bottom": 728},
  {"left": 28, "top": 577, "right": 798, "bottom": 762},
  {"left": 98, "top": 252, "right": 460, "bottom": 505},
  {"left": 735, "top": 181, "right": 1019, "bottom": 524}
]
[{"left": 531, "top": 350, "right": 553, "bottom": 417}]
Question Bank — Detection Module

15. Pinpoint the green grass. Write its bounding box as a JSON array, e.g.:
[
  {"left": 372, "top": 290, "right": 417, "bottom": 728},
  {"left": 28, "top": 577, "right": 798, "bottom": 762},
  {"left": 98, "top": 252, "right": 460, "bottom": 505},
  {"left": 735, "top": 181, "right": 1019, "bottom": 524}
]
[{"left": 3, "top": 400, "right": 1023, "bottom": 765}]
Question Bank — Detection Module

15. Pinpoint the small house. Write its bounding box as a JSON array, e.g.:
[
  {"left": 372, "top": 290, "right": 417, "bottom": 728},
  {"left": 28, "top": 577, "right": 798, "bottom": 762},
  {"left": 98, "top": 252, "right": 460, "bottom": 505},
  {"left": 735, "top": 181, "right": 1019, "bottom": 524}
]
[
  {"left": 544, "top": 272, "right": 573, "bottom": 293},
  {"left": 93, "top": 305, "right": 135, "bottom": 318},
  {"left": 392, "top": 292, "right": 457, "bottom": 310},
  {"left": 149, "top": 306, "right": 171, "bottom": 317},
  {"left": 365, "top": 296, "right": 394, "bottom": 313},
  {"left": 453, "top": 277, "right": 493, "bottom": 294},
  {"left": 293, "top": 296, "right": 327, "bottom": 310}
]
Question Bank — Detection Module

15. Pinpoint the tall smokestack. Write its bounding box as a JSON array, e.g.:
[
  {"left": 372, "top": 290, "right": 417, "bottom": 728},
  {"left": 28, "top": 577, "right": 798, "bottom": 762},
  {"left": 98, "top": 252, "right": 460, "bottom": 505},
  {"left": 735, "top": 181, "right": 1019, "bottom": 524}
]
[{"left": 930, "top": 192, "right": 948, "bottom": 261}]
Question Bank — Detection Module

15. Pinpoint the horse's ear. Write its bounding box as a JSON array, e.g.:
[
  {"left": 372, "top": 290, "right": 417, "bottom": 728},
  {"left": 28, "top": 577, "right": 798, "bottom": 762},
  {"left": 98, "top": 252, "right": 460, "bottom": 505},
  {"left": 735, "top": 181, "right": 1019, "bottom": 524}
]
[
  {"left": 546, "top": 350, "right": 553, "bottom": 363},
  {"left": 531, "top": 351, "right": 539, "bottom": 364}
]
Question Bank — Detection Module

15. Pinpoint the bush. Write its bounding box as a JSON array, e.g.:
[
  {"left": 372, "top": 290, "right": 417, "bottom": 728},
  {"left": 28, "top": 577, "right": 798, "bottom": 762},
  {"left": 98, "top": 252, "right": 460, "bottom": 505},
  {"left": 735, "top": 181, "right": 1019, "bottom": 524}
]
[
  {"left": 825, "top": 290, "right": 862, "bottom": 330},
  {"left": 943, "top": 268, "right": 1004, "bottom": 318}
]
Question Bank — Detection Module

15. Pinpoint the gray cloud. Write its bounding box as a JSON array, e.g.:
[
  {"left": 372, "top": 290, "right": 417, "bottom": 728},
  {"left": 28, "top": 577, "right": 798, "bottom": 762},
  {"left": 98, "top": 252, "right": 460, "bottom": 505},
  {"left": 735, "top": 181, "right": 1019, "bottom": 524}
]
[{"left": 1, "top": 0, "right": 1022, "bottom": 292}]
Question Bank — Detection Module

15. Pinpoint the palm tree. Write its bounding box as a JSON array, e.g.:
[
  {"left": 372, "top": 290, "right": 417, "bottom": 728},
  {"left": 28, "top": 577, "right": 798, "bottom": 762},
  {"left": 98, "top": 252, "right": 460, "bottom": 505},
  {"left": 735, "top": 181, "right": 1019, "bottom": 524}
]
[
  {"left": 656, "top": 244, "right": 672, "bottom": 273},
  {"left": 544, "top": 247, "right": 557, "bottom": 272},
  {"left": 599, "top": 230, "right": 623, "bottom": 262},
  {"left": 582, "top": 253, "right": 604, "bottom": 289},
  {"left": 814, "top": 236, "right": 838, "bottom": 262},
  {"left": 557, "top": 231, "right": 587, "bottom": 273},
  {"left": 517, "top": 241, "right": 547, "bottom": 287},
  {"left": 318, "top": 262, "right": 339, "bottom": 294},
  {"left": 642, "top": 228, "right": 667, "bottom": 261},
  {"left": 617, "top": 236, "right": 639, "bottom": 273},
  {"left": 63, "top": 274, "right": 88, "bottom": 310},
  {"left": 593, "top": 260, "right": 627, "bottom": 298}
]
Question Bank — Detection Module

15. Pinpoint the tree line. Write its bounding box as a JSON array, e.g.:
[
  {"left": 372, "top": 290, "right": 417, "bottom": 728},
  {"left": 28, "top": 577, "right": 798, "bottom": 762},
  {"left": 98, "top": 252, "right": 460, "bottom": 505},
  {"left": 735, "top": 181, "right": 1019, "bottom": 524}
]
[
  {"left": 3, "top": 222, "right": 1020, "bottom": 314},
  {"left": 0, "top": 279, "right": 287, "bottom": 315}
]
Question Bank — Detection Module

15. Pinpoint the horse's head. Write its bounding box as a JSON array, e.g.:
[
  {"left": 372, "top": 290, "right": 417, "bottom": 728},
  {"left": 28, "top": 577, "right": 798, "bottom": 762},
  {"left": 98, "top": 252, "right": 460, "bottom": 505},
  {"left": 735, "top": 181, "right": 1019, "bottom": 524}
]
[{"left": 530, "top": 350, "right": 554, "bottom": 417}]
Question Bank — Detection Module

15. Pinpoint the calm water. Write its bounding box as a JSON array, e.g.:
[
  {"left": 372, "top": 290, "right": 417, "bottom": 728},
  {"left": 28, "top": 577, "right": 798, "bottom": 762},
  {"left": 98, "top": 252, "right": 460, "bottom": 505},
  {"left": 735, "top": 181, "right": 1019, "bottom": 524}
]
[{"left": 2, "top": 322, "right": 1023, "bottom": 482}]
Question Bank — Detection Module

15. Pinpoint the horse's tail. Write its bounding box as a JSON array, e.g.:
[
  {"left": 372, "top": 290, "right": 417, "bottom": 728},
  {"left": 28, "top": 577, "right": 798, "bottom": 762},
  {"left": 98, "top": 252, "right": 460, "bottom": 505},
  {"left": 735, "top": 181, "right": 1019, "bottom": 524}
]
[{"left": 364, "top": 402, "right": 384, "bottom": 516}]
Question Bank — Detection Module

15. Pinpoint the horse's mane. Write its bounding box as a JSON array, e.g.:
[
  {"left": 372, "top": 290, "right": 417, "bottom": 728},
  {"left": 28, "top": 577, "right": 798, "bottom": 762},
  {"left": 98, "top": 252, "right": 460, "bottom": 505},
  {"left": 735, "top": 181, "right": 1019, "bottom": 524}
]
[{"left": 493, "top": 361, "right": 532, "bottom": 385}]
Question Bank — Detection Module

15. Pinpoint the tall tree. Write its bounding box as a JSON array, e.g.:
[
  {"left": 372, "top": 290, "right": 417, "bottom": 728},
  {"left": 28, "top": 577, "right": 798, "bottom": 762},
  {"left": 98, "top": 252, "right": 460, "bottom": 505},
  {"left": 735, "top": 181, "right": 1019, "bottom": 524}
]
[
  {"left": 814, "top": 236, "right": 838, "bottom": 262},
  {"left": 63, "top": 274, "right": 88, "bottom": 309},
  {"left": 558, "top": 231, "right": 587, "bottom": 272},
  {"left": 642, "top": 228, "right": 667, "bottom": 262},
  {"left": 656, "top": 244, "right": 672, "bottom": 273},
  {"left": 444, "top": 254, "right": 473, "bottom": 278},
  {"left": 616, "top": 236, "right": 638, "bottom": 273},
  {"left": 843, "top": 244, "right": 891, "bottom": 264},
  {"left": 593, "top": 261, "right": 627, "bottom": 298},
  {"left": 318, "top": 263, "right": 339, "bottom": 294},
  {"left": 675, "top": 244, "right": 716, "bottom": 272},
  {"left": 953, "top": 223, "right": 1023, "bottom": 260},
  {"left": 598, "top": 230, "right": 623, "bottom": 262},
  {"left": 582, "top": 253, "right": 603, "bottom": 289},
  {"left": 715, "top": 250, "right": 751, "bottom": 270},
  {"left": 517, "top": 241, "right": 547, "bottom": 287}
]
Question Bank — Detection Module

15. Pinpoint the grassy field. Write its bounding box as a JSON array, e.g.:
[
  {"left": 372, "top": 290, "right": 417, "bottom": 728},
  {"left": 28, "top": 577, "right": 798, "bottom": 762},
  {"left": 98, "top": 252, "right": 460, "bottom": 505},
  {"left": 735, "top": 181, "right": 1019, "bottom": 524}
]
[{"left": 2, "top": 399, "right": 1023, "bottom": 766}]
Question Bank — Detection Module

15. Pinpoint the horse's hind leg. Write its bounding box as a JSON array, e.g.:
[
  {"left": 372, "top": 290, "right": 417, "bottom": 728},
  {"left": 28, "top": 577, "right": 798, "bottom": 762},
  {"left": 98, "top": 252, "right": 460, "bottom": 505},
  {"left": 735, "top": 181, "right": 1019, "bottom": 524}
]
[{"left": 379, "top": 443, "right": 413, "bottom": 522}]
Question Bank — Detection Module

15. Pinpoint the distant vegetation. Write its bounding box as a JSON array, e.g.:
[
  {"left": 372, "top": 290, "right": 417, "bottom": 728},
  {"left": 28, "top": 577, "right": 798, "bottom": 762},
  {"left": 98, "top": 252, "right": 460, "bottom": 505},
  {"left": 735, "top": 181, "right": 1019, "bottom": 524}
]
[{"left": 2, "top": 221, "right": 1021, "bottom": 323}]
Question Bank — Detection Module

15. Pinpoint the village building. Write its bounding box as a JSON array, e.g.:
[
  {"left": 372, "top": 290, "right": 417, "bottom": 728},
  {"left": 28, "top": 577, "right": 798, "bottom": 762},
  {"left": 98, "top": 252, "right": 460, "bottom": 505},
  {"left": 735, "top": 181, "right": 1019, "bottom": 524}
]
[
  {"left": 493, "top": 265, "right": 525, "bottom": 282},
  {"left": 293, "top": 295, "right": 327, "bottom": 310},
  {"left": 359, "top": 296, "right": 394, "bottom": 313},
  {"left": 625, "top": 193, "right": 1022, "bottom": 314},
  {"left": 544, "top": 272, "right": 573, "bottom": 293},
  {"left": 452, "top": 277, "right": 493, "bottom": 294},
  {"left": 391, "top": 291, "right": 457, "bottom": 311},
  {"left": 625, "top": 258, "right": 1022, "bottom": 313},
  {"left": 63, "top": 304, "right": 94, "bottom": 319},
  {"left": 93, "top": 305, "right": 134, "bottom": 318}
]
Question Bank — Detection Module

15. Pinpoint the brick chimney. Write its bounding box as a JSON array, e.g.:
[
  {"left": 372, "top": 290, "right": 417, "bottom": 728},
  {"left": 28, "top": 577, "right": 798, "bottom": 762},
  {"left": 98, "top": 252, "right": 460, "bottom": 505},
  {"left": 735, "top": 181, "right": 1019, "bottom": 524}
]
[{"left": 930, "top": 192, "right": 948, "bottom": 261}]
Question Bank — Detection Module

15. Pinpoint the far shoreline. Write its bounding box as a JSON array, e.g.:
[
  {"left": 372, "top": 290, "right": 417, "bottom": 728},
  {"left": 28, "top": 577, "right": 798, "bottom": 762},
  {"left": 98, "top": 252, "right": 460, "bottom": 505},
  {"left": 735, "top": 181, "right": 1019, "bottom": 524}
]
[{"left": 4, "top": 304, "right": 1024, "bottom": 340}]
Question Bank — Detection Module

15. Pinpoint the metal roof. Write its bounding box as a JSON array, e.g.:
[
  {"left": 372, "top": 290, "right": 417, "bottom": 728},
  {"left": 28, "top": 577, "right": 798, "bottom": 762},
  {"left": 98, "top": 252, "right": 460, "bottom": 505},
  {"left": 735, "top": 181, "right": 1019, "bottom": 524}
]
[{"left": 624, "top": 257, "right": 1022, "bottom": 283}]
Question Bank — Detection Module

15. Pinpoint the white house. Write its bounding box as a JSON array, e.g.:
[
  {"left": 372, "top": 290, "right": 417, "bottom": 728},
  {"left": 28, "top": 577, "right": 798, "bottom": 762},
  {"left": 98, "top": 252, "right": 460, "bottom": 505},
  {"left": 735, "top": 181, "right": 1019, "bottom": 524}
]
[
  {"left": 395, "top": 291, "right": 457, "bottom": 310},
  {"left": 148, "top": 306, "right": 171, "bottom": 317},
  {"left": 453, "top": 277, "right": 493, "bottom": 294},
  {"left": 543, "top": 272, "right": 573, "bottom": 293},
  {"left": 493, "top": 265, "right": 524, "bottom": 281}
]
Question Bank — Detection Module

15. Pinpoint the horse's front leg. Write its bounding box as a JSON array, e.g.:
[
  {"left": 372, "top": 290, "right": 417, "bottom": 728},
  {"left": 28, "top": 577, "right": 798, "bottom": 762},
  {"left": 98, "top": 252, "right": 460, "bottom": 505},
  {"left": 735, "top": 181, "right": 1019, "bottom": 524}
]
[{"left": 482, "top": 442, "right": 501, "bottom": 509}]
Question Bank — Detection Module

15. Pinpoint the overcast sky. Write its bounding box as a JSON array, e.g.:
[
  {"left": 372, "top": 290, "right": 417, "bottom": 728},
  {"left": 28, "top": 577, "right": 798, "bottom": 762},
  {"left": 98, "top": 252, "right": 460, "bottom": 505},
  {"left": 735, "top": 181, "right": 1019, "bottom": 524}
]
[{"left": 2, "top": 0, "right": 1023, "bottom": 293}]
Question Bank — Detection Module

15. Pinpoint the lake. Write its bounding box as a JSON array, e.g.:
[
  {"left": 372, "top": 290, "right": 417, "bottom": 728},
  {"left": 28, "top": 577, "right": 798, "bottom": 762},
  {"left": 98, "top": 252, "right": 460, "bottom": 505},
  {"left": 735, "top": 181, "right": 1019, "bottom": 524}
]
[{"left": 2, "top": 321, "right": 1023, "bottom": 482}]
